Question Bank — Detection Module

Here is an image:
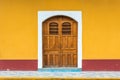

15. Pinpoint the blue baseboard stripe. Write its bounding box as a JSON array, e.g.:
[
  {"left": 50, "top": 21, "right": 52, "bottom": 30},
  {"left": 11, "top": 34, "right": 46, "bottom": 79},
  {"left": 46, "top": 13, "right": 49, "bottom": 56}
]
[{"left": 38, "top": 68, "right": 82, "bottom": 72}]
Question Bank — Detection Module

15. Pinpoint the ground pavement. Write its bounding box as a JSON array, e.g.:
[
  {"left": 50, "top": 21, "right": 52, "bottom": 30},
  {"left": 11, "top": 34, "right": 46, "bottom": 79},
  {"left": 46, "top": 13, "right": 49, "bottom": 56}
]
[{"left": 0, "top": 71, "right": 120, "bottom": 80}]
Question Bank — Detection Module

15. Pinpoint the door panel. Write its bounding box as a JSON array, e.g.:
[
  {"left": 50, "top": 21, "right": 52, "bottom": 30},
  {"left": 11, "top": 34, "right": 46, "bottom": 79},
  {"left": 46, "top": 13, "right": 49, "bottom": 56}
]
[
  {"left": 48, "top": 36, "right": 60, "bottom": 50},
  {"left": 61, "top": 36, "right": 77, "bottom": 49},
  {"left": 61, "top": 50, "right": 77, "bottom": 67},
  {"left": 43, "top": 16, "right": 77, "bottom": 67},
  {"left": 43, "top": 51, "right": 60, "bottom": 67}
]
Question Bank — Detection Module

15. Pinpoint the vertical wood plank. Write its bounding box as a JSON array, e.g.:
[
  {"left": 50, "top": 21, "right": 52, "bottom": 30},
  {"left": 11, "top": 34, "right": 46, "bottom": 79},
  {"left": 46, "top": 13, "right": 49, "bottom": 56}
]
[{"left": 47, "top": 54, "right": 50, "bottom": 67}]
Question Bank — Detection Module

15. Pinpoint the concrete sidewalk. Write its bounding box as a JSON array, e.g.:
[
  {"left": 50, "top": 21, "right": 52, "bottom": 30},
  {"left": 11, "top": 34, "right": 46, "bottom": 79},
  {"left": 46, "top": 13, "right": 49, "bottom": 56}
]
[{"left": 0, "top": 71, "right": 120, "bottom": 79}]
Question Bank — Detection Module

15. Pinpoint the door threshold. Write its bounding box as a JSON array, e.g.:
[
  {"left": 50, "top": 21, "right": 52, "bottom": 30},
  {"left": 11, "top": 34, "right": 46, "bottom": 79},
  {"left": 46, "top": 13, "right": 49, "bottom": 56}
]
[{"left": 38, "top": 68, "right": 82, "bottom": 72}]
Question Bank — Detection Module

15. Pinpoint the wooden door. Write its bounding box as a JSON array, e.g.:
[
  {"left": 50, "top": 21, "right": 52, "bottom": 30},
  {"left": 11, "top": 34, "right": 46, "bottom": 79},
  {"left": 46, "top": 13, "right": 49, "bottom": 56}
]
[{"left": 43, "top": 16, "right": 77, "bottom": 67}]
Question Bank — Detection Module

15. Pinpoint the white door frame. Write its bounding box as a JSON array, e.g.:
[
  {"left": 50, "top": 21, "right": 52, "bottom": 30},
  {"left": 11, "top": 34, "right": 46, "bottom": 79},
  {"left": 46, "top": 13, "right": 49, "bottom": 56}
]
[{"left": 38, "top": 11, "right": 82, "bottom": 69}]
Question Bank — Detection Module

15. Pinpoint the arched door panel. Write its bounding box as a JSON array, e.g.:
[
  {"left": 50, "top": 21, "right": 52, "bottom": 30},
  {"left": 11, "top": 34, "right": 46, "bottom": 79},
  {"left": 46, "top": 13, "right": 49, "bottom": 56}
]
[{"left": 42, "top": 16, "right": 77, "bottom": 67}]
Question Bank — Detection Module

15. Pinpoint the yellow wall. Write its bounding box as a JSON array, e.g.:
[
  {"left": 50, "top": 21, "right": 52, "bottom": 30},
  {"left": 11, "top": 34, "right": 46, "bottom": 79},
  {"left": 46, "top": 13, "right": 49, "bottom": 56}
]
[{"left": 0, "top": 0, "right": 120, "bottom": 59}]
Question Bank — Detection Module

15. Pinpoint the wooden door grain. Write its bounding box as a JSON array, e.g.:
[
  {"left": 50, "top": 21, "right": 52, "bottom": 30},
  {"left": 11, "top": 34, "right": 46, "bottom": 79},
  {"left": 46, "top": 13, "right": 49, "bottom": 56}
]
[{"left": 43, "top": 16, "right": 77, "bottom": 67}]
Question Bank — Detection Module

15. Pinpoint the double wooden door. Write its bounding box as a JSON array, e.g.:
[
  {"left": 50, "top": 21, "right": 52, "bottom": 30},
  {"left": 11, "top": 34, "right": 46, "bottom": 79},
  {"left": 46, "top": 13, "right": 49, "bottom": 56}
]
[{"left": 42, "top": 16, "right": 77, "bottom": 67}]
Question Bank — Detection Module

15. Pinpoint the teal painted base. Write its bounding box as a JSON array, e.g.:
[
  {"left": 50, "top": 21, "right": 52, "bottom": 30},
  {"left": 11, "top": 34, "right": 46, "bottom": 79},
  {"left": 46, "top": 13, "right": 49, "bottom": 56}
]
[{"left": 38, "top": 68, "right": 82, "bottom": 72}]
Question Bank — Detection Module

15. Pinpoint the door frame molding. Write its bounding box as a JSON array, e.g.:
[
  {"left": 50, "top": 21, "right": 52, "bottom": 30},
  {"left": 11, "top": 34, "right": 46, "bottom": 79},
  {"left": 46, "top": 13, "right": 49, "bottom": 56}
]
[{"left": 38, "top": 11, "right": 82, "bottom": 69}]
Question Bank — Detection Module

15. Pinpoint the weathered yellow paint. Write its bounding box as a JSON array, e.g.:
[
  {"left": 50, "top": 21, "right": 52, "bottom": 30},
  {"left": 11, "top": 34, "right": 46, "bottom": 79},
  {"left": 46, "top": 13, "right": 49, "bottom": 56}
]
[{"left": 0, "top": 0, "right": 120, "bottom": 59}]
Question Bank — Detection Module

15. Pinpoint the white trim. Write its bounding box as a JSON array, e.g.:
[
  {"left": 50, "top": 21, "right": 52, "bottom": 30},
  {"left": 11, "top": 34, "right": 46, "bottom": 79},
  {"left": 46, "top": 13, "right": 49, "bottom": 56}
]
[{"left": 38, "top": 11, "right": 82, "bottom": 68}]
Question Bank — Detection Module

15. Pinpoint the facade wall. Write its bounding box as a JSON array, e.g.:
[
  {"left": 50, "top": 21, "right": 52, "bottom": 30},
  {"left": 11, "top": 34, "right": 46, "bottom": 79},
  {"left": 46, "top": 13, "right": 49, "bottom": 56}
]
[{"left": 0, "top": 0, "right": 120, "bottom": 70}]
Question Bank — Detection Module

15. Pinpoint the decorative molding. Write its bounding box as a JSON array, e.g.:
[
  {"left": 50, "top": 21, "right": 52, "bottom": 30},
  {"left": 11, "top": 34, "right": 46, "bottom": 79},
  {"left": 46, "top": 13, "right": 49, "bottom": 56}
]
[{"left": 38, "top": 11, "right": 82, "bottom": 68}]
